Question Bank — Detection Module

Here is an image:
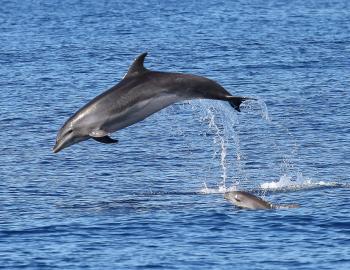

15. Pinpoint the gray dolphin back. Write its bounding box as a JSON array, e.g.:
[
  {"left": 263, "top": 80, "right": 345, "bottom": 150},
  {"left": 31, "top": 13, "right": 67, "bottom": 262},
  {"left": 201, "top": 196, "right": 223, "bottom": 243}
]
[
  {"left": 224, "top": 191, "right": 272, "bottom": 209},
  {"left": 224, "top": 191, "right": 300, "bottom": 210}
]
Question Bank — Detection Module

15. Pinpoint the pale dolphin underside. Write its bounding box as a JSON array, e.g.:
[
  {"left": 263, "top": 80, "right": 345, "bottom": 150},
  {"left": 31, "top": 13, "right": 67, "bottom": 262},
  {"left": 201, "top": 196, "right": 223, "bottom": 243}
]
[
  {"left": 53, "top": 53, "right": 253, "bottom": 153},
  {"left": 224, "top": 191, "right": 300, "bottom": 210}
]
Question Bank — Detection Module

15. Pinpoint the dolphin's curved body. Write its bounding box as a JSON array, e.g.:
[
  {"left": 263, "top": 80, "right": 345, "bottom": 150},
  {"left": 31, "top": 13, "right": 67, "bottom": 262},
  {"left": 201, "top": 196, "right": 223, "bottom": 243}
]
[
  {"left": 53, "top": 53, "right": 252, "bottom": 153},
  {"left": 224, "top": 191, "right": 300, "bottom": 210}
]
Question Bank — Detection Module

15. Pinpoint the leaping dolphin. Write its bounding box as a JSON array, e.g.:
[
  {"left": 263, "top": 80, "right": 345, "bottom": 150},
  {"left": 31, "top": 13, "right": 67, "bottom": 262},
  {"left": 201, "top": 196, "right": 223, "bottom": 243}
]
[
  {"left": 53, "top": 53, "right": 253, "bottom": 153},
  {"left": 224, "top": 191, "right": 300, "bottom": 210}
]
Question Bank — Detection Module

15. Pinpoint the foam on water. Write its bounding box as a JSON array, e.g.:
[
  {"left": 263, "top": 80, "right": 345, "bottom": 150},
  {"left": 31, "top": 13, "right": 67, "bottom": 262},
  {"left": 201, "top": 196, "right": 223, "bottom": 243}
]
[
  {"left": 260, "top": 173, "right": 345, "bottom": 192},
  {"left": 199, "top": 173, "right": 346, "bottom": 195}
]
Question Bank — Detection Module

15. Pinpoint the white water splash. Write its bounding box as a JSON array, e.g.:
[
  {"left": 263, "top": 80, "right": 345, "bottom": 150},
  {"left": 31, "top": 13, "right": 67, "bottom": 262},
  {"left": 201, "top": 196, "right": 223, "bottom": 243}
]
[
  {"left": 261, "top": 173, "right": 311, "bottom": 189},
  {"left": 191, "top": 97, "right": 326, "bottom": 194},
  {"left": 205, "top": 106, "right": 228, "bottom": 187},
  {"left": 240, "top": 99, "right": 270, "bottom": 121},
  {"left": 260, "top": 173, "right": 342, "bottom": 191},
  {"left": 196, "top": 98, "right": 273, "bottom": 190},
  {"left": 258, "top": 99, "right": 271, "bottom": 122},
  {"left": 199, "top": 181, "right": 237, "bottom": 194}
]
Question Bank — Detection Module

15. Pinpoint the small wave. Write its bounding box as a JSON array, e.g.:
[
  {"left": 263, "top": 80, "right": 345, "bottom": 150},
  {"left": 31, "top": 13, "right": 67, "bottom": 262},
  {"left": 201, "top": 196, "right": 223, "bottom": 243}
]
[{"left": 1, "top": 224, "right": 72, "bottom": 237}]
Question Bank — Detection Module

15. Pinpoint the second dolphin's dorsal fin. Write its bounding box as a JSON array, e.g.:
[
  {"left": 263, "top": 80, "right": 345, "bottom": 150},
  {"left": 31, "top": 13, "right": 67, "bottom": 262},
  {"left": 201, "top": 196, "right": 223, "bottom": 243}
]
[{"left": 124, "top": 52, "right": 149, "bottom": 78}]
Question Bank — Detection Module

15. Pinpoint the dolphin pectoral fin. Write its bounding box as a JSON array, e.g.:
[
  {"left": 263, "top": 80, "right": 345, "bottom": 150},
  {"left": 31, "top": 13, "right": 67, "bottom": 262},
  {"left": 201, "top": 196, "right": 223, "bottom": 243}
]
[
  {"left": 89, "top": 130, "right": 119, "bottom": 144},
  {"left": 92, "top": 136, "right": 119, "bottom": 144},
  {"left": 227, "top": 96, "right": 256, "bottom": 112}
]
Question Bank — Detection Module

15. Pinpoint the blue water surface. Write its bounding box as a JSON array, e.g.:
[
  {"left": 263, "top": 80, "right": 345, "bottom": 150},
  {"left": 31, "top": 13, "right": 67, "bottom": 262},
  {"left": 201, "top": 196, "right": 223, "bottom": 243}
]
[{"left": 1, "top": 0, "right": 350, "bottom": 269}]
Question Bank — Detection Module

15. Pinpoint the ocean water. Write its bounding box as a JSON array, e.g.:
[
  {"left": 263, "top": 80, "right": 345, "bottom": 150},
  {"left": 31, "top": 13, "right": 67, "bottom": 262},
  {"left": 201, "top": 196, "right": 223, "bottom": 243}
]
[{"left": 1, "top": 0, "right": 350, "bottom": 269}]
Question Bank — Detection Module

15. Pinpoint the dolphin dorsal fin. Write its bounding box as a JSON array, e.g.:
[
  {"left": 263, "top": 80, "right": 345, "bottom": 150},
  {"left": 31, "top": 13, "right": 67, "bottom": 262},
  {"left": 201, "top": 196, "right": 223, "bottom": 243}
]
[{"left": 124, "top": 52, "right": 148, "bottom": 78}]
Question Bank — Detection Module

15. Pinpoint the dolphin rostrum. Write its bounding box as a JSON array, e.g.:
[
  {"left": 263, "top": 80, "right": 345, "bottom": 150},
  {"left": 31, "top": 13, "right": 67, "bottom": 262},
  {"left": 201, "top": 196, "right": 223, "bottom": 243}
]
[
  {"left": 224, "top": 191, "right": 300, "bottom": 210},
  {"left": 53, "top": 53, "right": 253, "bottom": 153}
]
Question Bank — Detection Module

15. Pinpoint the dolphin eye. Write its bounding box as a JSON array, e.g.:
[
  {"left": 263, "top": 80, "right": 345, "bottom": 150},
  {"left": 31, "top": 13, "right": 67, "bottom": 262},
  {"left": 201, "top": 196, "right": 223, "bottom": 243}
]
[
  {"left": 67, "top": 129, "right": 73, "bottom": 134},
  {"left": 234, "top": 195, "right": 241, "bottom": 202}
]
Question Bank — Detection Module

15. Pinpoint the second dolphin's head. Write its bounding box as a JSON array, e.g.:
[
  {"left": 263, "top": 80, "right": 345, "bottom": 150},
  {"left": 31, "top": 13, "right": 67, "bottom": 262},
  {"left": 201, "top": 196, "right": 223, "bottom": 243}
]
[{"left": 224, "top": 191, "right": 272, "bottom": 210}]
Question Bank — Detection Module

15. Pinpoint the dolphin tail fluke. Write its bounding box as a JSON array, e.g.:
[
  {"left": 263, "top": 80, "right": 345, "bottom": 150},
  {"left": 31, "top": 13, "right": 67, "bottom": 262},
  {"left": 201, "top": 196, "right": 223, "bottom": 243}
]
[{"left": 227, "top": 96, "right": 254, "bottom": 112}]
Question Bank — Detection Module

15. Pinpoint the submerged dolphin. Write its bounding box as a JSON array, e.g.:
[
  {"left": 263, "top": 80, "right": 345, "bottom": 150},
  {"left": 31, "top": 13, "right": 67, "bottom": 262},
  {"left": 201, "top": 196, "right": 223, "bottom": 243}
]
[
  {"left": 224, "top": 191, "right": 300, "bottom": 210},
  {"left": 53, "top": 53, "right": 253, "bottom": 153}
]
